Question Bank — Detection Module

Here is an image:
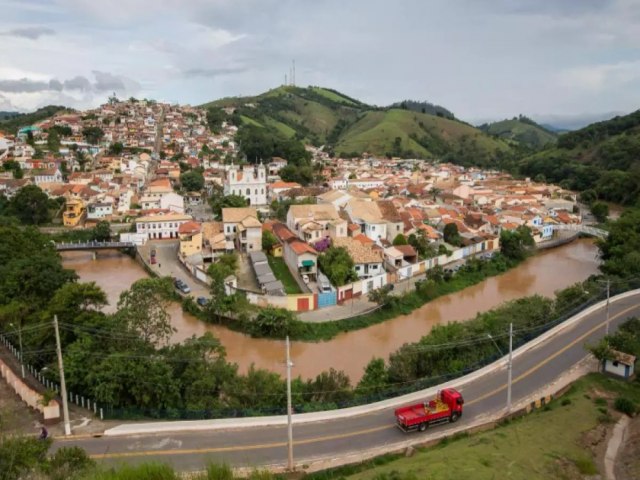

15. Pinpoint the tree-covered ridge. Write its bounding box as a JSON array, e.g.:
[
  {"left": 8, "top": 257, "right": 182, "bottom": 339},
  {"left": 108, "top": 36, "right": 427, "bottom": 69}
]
[
  {"left": 478, "top": 115, "right": 557, "bottom": 150},
  {"left": 517, "top": 109, "right": 640, "bottom": 205},
  {"left": 389, "top": 99, "right": 455, "bottom": 119},
  {"left": 202, "top": 85, "right": 511, "bottom": 160},
  {"left": 0, "top": 105, "right": 68, "bottom": 134}
]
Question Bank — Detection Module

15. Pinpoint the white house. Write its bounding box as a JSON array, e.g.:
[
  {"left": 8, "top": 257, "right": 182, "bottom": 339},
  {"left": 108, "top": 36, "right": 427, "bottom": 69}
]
[
  {"left": 345, "top": 199, "right": 387, "bottom": 243},
  {"left": 348, "top": 177, "right": 384, "bottom": 190},
  {"left": 221, "top": 207, "right": 262, "bottom": 253},
  {"left": 286, "top": 204, "right": 347, "bottom": 244},
  {"left": 135, "top": 212, "right": 192, "bottom": 239},
  {"left": 283, "top": 238, "right": 318, "bottom": 282},
  {"left": 333, "top": 237, "right": 384, "bottom": 279},
  {"left": 603, "top": 350, "right": 636, "bottom": 380},
  {"left": 33, "top": 168, "right": 63, "bottom": 185},
  {"left": 86, "top": 202, "right": 113, "bottom": 220},
  {"left": 160, "top": 192, "right": 185, "bottom": 214},
  {"left": 224, "top": 164, "right": 267, "bottom": 206}
]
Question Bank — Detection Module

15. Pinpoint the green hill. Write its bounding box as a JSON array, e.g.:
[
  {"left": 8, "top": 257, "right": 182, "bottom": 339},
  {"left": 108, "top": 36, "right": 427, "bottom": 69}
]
[
  {"left": 0, "top": 105, "right": 68, "bottom": 134},
  {"left": 518, "top": 109, "right": 640, "bottom": 204},
  {"left": 479, "top": 116, "right": 557, "bottom": 149},
  {"left": 203, "top": 86, "right": 510, "bottom": 160}
]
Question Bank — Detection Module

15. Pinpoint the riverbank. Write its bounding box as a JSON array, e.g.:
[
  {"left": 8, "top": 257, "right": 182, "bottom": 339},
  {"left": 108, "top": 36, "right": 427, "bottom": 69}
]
[{"left": 61, "top": 239, "right": 600, "bottom": 381}]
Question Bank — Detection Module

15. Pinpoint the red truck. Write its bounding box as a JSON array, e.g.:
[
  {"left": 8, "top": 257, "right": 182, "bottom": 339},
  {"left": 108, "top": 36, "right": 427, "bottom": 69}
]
[{"left": 394, "top": 388, "right": 464, "bottom": 432}]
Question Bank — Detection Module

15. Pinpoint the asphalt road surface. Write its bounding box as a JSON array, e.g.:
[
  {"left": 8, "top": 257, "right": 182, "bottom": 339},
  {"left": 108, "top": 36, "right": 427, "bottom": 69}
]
[{"left": 53, "top": 292, "right": 640, "bottom": 472}]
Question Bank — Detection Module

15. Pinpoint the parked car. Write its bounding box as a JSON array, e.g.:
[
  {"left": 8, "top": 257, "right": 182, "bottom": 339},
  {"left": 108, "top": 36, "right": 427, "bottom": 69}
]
[
  {"left": 196, "top": 297, "right": 208, "bottom": 307},
  {"left": 174, "top": 279, "right": 191, "bottom": 294},
  {"left": 302, "top": 274, "right": 310, "bottom": 284}
]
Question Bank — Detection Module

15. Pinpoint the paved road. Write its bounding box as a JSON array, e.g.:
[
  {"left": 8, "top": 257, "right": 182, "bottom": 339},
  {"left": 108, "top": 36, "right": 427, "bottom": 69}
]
[
  {"left": 53, "top": 292, "right": 640, "bottom": 472},
  {"left": 142, "top": 240, "right": 210, "bottom": 298}
]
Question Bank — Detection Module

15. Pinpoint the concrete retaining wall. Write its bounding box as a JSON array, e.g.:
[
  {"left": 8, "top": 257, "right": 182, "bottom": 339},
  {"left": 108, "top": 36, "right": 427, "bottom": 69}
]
[{"left": 0, "top": 356, "right": 60, "bottom": 423}]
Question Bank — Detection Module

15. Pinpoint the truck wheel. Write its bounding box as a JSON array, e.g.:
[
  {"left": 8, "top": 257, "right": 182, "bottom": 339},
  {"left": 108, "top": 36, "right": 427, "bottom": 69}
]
[
  {"left": 418, "top": 423, "right": 427, "bottom": 432},
  {"left": 450, "top": 413, "right": 459, "bottom": 423}
]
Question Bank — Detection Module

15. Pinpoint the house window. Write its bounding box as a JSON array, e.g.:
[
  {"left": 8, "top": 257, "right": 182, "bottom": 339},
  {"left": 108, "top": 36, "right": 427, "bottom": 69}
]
[
  {"left": 372, "top": 226, "right": 375, "bottom": 231},
  {"left": 246, "top": 188, "right": 250, "bottom": 195},
  {"left": 613, "top": 361, "right": 619, "bottom": 367}
]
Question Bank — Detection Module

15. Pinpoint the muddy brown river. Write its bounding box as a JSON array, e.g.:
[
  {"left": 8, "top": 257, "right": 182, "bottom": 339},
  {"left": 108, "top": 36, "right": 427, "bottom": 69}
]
[{"left": 61, "top": 239, "right": 600, "bottom": 382}]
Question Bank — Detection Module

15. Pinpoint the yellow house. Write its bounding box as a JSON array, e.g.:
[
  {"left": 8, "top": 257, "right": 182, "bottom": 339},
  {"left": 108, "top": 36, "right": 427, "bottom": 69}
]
[
  {"left": 63, "top": 198, "right": 86, "bottom": 227},
  {"left": 179, "top": 221, "right": 203, "bottom": 257},
  {"left": 270, "top": 243, "right": 283, "bottom": 257}
]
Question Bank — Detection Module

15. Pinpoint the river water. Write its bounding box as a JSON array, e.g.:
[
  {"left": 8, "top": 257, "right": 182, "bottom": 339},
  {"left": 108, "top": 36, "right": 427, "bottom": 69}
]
[{"left": 61, "top": 239, "right": 600, "bottom": 382}]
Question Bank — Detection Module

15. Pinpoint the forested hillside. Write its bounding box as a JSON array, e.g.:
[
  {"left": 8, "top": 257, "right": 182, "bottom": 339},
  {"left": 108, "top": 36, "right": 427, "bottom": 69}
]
[
  {"left": 0, "top": 105, "right": 68, "bottom": 134},
  {"left": 203, "top": 85, "right": 510, "bottom": 161},
  {"left": 518, "top": 110, "right": 640, "bottom": 205},
  {"left": 479, "top": 115, "right": 557, "bottom": 149}
]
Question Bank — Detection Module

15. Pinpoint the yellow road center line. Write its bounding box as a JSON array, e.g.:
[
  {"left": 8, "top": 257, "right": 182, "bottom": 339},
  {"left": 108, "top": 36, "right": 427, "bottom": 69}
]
[{"left": 87, "top": 303, "right": 637, "bottom": 460}]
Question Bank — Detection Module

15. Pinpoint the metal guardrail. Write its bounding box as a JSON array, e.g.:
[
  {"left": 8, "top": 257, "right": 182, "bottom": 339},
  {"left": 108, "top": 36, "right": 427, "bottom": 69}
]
[{"left": 54, "top": 241, "right": 135, "bottom": 251}]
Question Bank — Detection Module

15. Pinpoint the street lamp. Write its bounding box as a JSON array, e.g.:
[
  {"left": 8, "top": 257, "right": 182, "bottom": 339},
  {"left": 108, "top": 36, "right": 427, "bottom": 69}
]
[{"left": 9, "top": 322, "right": 25, "bottom": 378}]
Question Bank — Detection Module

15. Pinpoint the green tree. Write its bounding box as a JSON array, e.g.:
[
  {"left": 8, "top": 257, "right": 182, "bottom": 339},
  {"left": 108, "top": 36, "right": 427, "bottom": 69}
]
[
  {"left": 408, "top": 231, "right": 436, "bottom": 259},
  {"left": 180, "top": 170, "right": 205, "bottom": 192},
  {"left": 392, "top": 234, "right": 408, "bottom": 246},
  {"left": 318, "top": 247, "right": 357, "bottom": 286},
  {"left": 500, "top": 226, "right": 534, "bottom": 261},
  {"left": 250, "top": 307, "right": 295, "bottom": 337},
  {"left": 82, "top": 126, "right": 104, "bottom": 145},
  {"left": 591, "top": 201, "right": 609, "bottom": 223},
  {"left": 368, "top": 284, "right": 396, "bottom": 308},
  {"left": 8, "top": 185, "right": 51, "bottom": 225},
  {"left": 356, "top": 358, "right": 389, "bottom": 397},
  {"left": 92, "top": 221, "right": 111, "bottom": 241},
  {"left": 262, "top": 230, "right": 278, "bottom": 252},
  {"left": 599, "top": 208, "right": 640, "bottom": 278},
  {"left": 209, "top": 185, "right": 248, "bottom": 218},
  {"left": 116, "top": 278, "right": 175, "bottom": 346},
  {"left": 47, "top": 128, "right": 60, "bottom": 152},
  {"left": 306, "top": 368, "right": 352, "bottom": 405},
  {"left": 108, "top": 141, "right": 124, "bottom": 155},
  {"left": 443, "top": 222, "right": 462, "bottom": 246}
]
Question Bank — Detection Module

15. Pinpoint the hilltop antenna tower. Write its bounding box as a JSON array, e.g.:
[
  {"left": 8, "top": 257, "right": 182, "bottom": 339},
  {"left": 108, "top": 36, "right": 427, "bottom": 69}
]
[{"left": 292, "top": 59, "right": 296, "bottom": 87}]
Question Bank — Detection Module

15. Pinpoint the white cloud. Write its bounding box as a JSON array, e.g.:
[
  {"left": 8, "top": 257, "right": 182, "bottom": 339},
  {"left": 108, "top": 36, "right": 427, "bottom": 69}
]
[{"left": 557, "top": 60, "right": 640, "bottom": 92}]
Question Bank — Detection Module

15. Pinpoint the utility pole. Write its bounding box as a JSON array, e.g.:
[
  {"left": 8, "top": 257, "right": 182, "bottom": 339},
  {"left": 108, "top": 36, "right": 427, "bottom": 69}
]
[
  {"left": 605, "top": 279, "right": 611, "bottom": 335},
  {"left": 286, "top": 336, "right": 294, "bottom": 471},
  {"left": 53, "top": 315, "right": 71, "bottom": 436},
  {"left": 507, "top": 322, "right": 513, "bottom": 412}
]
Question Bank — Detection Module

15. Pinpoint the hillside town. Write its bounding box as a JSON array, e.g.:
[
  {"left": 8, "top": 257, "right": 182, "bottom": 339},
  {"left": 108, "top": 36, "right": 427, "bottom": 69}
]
[{"left": 0, "top": 98, "right": 582, "bottom": 311}]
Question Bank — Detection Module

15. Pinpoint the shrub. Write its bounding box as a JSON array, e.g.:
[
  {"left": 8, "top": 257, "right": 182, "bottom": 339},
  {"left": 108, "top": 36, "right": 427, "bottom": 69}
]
[
  {"left": 614, "top": 397, "right": 637, "bottom": 416},
  {"left": 573, "top": 456, "right": 598, "bottom": 475},
  {"left": 561, "top": 398, "right": 572, "bottom": 406}
]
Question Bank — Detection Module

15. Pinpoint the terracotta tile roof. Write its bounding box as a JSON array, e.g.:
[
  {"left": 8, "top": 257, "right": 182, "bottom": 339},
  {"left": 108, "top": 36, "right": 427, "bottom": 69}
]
[
  {"left": 178, "top": 221, "right": 202, "bottom": 234},
  {"left": 394, "top": 244, "right": 417, "bottom": 257},
  {"left": 222, "top": 207, "right": 259, "bottom": 223},
  {"left": 289, "top": 239, "right": 318, "bottom": 255},
  {"left": 333, "top": 237, "right": 382, "bottom": 264}
]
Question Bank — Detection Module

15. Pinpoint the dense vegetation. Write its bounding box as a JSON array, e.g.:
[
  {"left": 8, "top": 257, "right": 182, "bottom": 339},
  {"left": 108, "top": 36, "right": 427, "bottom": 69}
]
[
  {"left": 0, "top": 105, "right": 67, "bottom": 134},
  {"left": 517, "top": 109, "right": 640, "bottom": 205},
  {"left": 202, "top": 85, "right": 510, "bottom": 160},
  {"left": 478, "top": 115, "right": 557, "bottom": 150}
]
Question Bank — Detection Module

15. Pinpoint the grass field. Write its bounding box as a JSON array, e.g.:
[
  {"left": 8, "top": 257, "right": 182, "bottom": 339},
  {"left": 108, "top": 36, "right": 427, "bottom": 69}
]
[
  {"left": 310, "top": 86, "right": 358, "bottom": 106},
  {"left": 336, "top": 109, "right": 509, "bottom": 158},
  {"left": 267, "top": 255, "right": 302, "bottom": 294},
  {"left": 240, "top": 115, "right": 263, "bottom": 127},
  {"left": 313, "top": 374, "right": 638, "bottom": 480}
]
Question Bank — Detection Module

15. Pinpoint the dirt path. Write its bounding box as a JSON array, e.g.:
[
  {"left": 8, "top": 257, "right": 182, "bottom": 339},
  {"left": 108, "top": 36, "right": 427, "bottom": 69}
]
[
  {"left": 615, "top": 414, "right": 640, "bottom": 480},
  {"left": 605, "top": 415, "right": 630, "bottom": 480}
]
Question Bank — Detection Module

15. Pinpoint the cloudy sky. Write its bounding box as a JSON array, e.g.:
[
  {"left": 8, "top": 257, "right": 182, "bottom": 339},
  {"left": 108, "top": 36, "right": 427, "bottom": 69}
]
[{"left": 1, "top": 0, "right": 639, "bottom": 125}]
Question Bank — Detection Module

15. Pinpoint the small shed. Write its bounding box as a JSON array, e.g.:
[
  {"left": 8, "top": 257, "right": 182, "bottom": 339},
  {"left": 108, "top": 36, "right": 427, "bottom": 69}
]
[{"left": 603, "top": 349, "right": 636, "bottom": 380}]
